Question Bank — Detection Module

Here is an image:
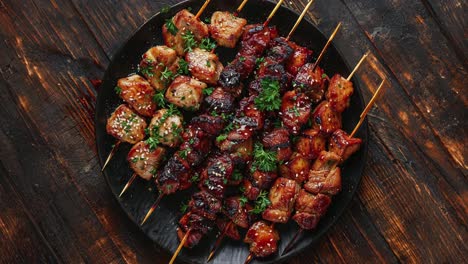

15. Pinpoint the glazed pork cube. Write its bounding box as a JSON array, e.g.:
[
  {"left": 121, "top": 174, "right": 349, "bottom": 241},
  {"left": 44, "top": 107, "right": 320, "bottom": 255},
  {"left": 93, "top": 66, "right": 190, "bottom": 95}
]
[
  {"left": 148, "top": 108, "right": 184, "bottom": 148},
  {"left": 127, "top": 142, "right": 166, "bottom": 180},
  {"left": 117, "top": 75, "right": 157, "bottom": 117},
  {"left": 106, "top": 104, "right": 147, "bottom": 144},
  {"left": 326, "top": 74, "right": 354, "bottom": 113},
  {"left": 292, "top": 190, "right": 331, "bottom": 230},
  {"left": 304, "top": 167, "right": 341, "bottom": 195},
  {"left": 244, "top": 221, "right": 280, "bottom": 258},
  {"left": 186, "top": 48, "right": 223, "bottom": 85},
  {"left": 139, "top": 46, "right": 179, "bottom": 91},
  {"left": 329, "top": 129, "right": 362, "bottom": 162},
  {"left": 279, "top": 153, "right": 311, "bottom": 184},
  {"left": 209, "top": 11, "right": 247, "bottom": 48},
  {"left": 295, "top": 128, "right": 327, "bottom": 160},
  {"left": 165, "top": 76, "right": 207, "bottom": 110},
  {"left": 262, "top": 177, "right": 300, "bottom": 223},
  {"left": 312, "top": 101, "right": 342, "bottom": 135},
  {"left": 293, "top": 64, "right": 326, "bottom": 104},
  {"left": 281, "top": 90, "right": 312, "bottom": 135}
]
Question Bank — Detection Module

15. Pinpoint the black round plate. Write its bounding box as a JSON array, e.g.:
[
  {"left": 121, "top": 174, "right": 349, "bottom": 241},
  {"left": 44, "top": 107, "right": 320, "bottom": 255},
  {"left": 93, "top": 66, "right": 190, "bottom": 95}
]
[{"left": 95, "top": 1, "right": 369, "bottom": 263}]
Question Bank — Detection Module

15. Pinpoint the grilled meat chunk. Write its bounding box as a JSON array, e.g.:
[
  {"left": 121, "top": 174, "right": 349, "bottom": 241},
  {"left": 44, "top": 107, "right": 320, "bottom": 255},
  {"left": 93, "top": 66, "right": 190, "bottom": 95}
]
[
  {"left": 224, "top": 196, "right": 255, "bottom": 229},
  {"left": 295, "top": 128, "right": 327, "bottom": 160},
  {"left": 312, "top": 101, "right": 342, "bottom": 135},
  {"left": 204, "top": 87, "right": 236, "bottom": 114},
  {"left": 326, "top": 74, "right": 354, "bottom": 113},
  {"left": 262, "top": 178, "right": 300, "bottom": 223},
  {"left": 156, "top": 154, "right": 190, "bottom": 194},
  {"left": 281, "top": 91, "right": 312, "bottom": 135},
  {"left": 166, "top": 76, "right": 207, "bottom": 110},
  {"left": 139, "top": 46, "right": 179, "bottom": 91},
  {"left": 229, "top": 138, "right": 254, "bottom": 166},
  {"left": 216, "top": 218, "right": 241, "bottom": 240},
  {"left": 244, "top": 221, "right": 280, "bottom": 258},
  {"left": 293, "top": 64, "right": 326, "bottom": 103},
  {"left": 188, "top": 191, "right": 222, "bottom": 221},
  {"left": 163, "top": 9, "right": 209, "bottom": 56},
  {"left": 304, "top": 167, "right": 341, "bottom": 195},
  {"left": 209, "top": 11, "right": 247, "bottom": 48},
  {"left": 293, "top": 190, "right": 331, "bottom": 230},
  {"left": 199, "top": 154, "right": 234, "bottom": 200},
  {"left": 279, "top": 153, "right": 311, "bottom": 184},
  {"left": 262, "top": 128, "right": 293, "bottom": 162},
  {"left": 106, "top": 104, "right": 147, "bottom": 144},
  {"left": 127, "top": 142, "right": 166, "bottom": 180},
  {"left": 117, "top": 75, "right": 157, "bottom": 117},
  {"left": 186, "top": 48, "right": 223, "bottom": 85},
  {"left": 312, "top": 151, "right": 341, "bottom": 171},
  {"left": 329, "top": 129, "right": 362, "bottom": 162},
  {"left": 177, "top": 212, "right": 214, "bottom": 248},
  {"left": 285, "top": 40, "right": 313, "bottom": 76},
  {"left": 190, "top": 114, "right": 225, "bottom": 136},
  {"left": 149, "top": 109, "right": 184, "bottom": 148},
  {"left": 243, "top": 168, "right": 278, "bottom": 201}
]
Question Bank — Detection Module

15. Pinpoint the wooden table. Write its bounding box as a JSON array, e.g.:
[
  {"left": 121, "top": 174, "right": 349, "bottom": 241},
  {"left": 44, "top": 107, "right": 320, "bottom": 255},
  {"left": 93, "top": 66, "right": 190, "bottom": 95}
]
[{"left": 0, "top": 0, "right": 466, "bottom": 263}]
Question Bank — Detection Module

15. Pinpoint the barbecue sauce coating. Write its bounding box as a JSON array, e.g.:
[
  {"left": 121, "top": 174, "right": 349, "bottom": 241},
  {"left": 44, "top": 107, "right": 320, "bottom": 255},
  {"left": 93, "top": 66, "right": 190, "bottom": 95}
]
[
  {"left": 293, "top": 63, "right": 326, "bottom": 104},
  {"left": 293, "top": 190, "right": 331, "bottom": 230},
  {"left": 203, "top": 87, "right": 236, "bottom": 114},
  {"left": 189, "top": 191, "right": 222, "bottom": 221},
  {"left": 199, "top": 154, "right": 234, "bottom": 200},
  {"left": 279, "top": 152, "right": 311, "bottom": 184},
  {"left": 262, "top": 178, "right": 300, "bottom": 223},
  {"left": 295, "top": 128, "right": 327, "bottom": 160},
  {"left": 304, "top": 167, "right": 342, "bottom": 195},
  {"left": 281, "top": 90, "right": 312, "bottom": 135},
  {"left": 177, "top": 212, "right": 213, "bottom": 248},
  {"left": 329, "top": 129, "right": 362, "bottom": 163},
  {"left": 312, "top": 101, "right": 342, "bottom": 135},
  {"left": 262, "top": 128, "right": 293, "bottom": 162},
  {"left": 224, "top": 196, "right": 255, "bottom": 229},
  {"left": 244, "top": 221, "right": 280, "bottom": 258},
  {"left": 326, "top": 74, "right": 354, "bottom": 113},
  {"left": 285, "top": 40, "right": 313, "bottom": 76}
]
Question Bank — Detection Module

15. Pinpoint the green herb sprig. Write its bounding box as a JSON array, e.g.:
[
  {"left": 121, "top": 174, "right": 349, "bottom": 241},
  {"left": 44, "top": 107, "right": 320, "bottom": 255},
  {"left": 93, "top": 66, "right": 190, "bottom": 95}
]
[
  {"left": 250, "top": 190, "right": 271, "bottom": 214},
  {"left": 254, "top": 78, "right": 281, "bottom": 111},
  {"left": 251, "top": 143, "right": 277, "bottom": 173}
]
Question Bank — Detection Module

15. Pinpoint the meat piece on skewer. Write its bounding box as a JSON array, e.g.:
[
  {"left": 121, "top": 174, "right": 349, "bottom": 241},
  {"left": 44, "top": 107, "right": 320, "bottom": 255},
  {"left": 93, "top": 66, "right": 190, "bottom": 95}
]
[
  {"left": 163, "top": 9, "right": 209, "bottom": 56},
  {"left": 188, "top": 191, "right": 223, "bottom": 221},
  {"left": 190, "top": 114, "right": 226, "bottom": 136},
  {"left": 204, "top": 87, "right": 236, "bottom": 114},
  {"left": 293, "top": 63, "right": 326, "bottom": 104},
  {"left": 177, "top": 212, "right": 214, "bottom": 248},
  {"left": 148, "top": 108, "right": 184, "bottom": 148},
  {"left": 285, "top": 40, "right": 313, "bottom": 76},
  {"left": 127, "top": 142, "right": 166, "bottom": 180},
  {"left": 139, "top": 45, "right": 180, "bottom": 91},
  {"left": 229, "top": 138, "right": 254, "bottom": 167},
  {"left": 224, "top": 196, "right": 255, "bottom": 229},
  {"left": 243, "top": 168, "right": 278, "bottom": 201},
  {"left": 157, "top": 154, "right": 191, "bottom": 194},
  {"left": 106, "top": 104, "right": 147, "bottom": 144},
  {"left": 304, "top": 167, "right": 341, "bottom": 195},
  {"left": 312, "top": 101, "right": 342, "bottom": 135},
  {"left": 166, "top": 76, "right": 207, "bottom": 110},
  {"left": 262, "top": 128, "right": 293, "bottom": 162},
  {"left": 326, "top": 74, "right": 354, "bottom": 113},
  {"left": 311, "top": 151, "right": 341, "bottom": 171},
  {"left": 198, "top": 154, "right": 234, "bottom": 200},
  {"left": 295, "top": 128, "right": 327, "bottom": 160},
  {"left": 117, "top": 75, "right": 157, "bottom": 117},
  {"left": 329, "top": 129, "right": 362, "bottom": 163},
  {"left": 281, "top": 90, "right": 312, "bottom": 135},
  {"left": 244, "top": 221, "right": 280, "bottom": 258},
  {"left": 216, "top": 218, "right": 241, "bottom": 240},
  {"left": 209, "top": 11, "right": 247, "bottom": 48},
  {"left": 292, "top": 189, "right": 332, "bottom": 230},
  {"left": 279, "top": 152, "right": 310, "bottom": 184},
  {"left": 186, "top": 48, "right": 224, "bottom": 85},
  {"left": 262, "top": 177, "right": 300, "bottom": 223}
]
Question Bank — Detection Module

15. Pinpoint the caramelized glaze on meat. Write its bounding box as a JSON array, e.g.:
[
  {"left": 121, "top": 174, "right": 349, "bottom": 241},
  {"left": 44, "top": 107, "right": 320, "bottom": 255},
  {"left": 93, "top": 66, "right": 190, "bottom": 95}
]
[
  {"left": 312, "top": 101, "right": 342, "bottom": 135},
  {"left": 304, "top": 167, "right": 341, "bottom": 195},
  {"left": 178, "top": 212, "right": 213, "bottom": 248},
  {"left": 281, "top": 90, "right": 312, "bottom": 135},
  {"left": 293, "top": 63, "right": 326, "bottom": 103},
  {"left": 117, "top": 75, "right": 157, "bottom": 117},
  {"left": 244, "top": 221, "right": 280, "bottom": 258},
  {"left": 149, "top": 109, "right": 184, "bottom": 148},
  {"left": 293, "top": 190, "right": 331, "bottom": 230},
  {"left": 262, "top": 178, "right": 300, "bottom": 223},
  {"left": 262, "top": 128, "right": 293, "bottom": 162},
  {"left": 127, "top": 142, "right": 166, "bottom": 180},
  {"left": 285, "top": 40, "right": 313, "bottom": 76},
  {"left": 188, "top": 191, "right": 222, "bottom": 220},
  {"left": 326, "top": 74, "right": 354, "bottom": 113},
  {"left": 106, "top": 104, "right": 147, "bottom": 144},
  {"left": 295, "top": 128, "right": 327, "bottom": 160},
  {"left": 329, "top": 129, "right": 362, "bottom": 162},
  {"left": 224, "top": 196, "right": 255, "bottom": 229},
  {"left": 203, "top": 87, "right": 236, "bottom": 114},
  {"left": 198, "top": 154, "right": 234, "bottom": 200},
  {"left": 279, "top": 152, "right": 311, "bottom": 184}
]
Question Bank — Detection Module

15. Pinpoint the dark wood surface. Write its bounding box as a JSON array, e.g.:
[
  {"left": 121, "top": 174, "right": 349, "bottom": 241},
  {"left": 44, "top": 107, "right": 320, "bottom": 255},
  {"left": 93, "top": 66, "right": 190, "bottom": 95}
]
[{"left": 0, "top": 0, "right": 466, "bottom": 263}]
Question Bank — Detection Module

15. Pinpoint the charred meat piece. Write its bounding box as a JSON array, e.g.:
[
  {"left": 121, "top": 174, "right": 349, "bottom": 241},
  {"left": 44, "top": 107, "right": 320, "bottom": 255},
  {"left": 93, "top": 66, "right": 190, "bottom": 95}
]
[
  {"left": 163, "top": 9, "right": 209, "bottom": 56},
  {"left": 209, "top": 11, "right": 247, "bottom": 48},
  {"left": 204, "top": 87, "right": 236, "bottom": 114},
  {"left": 106, "top": 104, "right": 147, "bottom": 144},
  {"left": 186, "top": 48, "right": 223, "bottom": 85},
  {"left": 149, "top": 109, "right": 184, "bottom": 148},
  {"left": 244, "top": 221, "right": 280, "bottom": 258},
  {"left": 188, "top": 191, "right": 222, "bottom": 221},
  {"left": 264, "top": 38, "right": 294, "bottom": 65},
  {"left": 285, "top": 40, "right": 313, "bottom": 76},
  {"left": 262, "top": 128, "right": 293, "bottom": 162},
  {"left": 329, "top": 129, "right": 362, "bottom": 162},
  {"left": 243, "top": 169, "right": 278, "bottom": 201},
  {"left": 326, "top": 74, "right": 354, "bottom": 113},
  {"left": 139, "top": 46, "right": 179, "bottom": 91},
  {"left": 279, "top": 153, "right": 311, "bottom": 184},
  {"left": 262, "top": 178, "right": 300, "bottom": 223},
  {"left": 295, "top": 128, "right": 327, "bottom": 160},
  {"left": 304, "top": 167, "right": 341, "bottom": 195},
  {"left": 293, "top": 64, "right": 326, "bottom": 103},
  {"left": 198, "top": 154, "right": 234, "bottom": 200},
  {"left": 293, "top": 190, "right": 331, "bottom": 230},
  {"left": 177, "top": 212, "right": 214, "bottom": 248},
  {"left": 224, "top": 196, "right": 255, "bottom": 229},
  {"left": 281, "top": 91, "right": 312, "bottom": 135},
  {"left": 156, "top": 154, "right": 190, "bottom": 194},
  {"left": 166, "top": 76, "right": 207, "bottom": 110},
  {"left": 216, "top": 218, "right": 241, "bottom": 240},
  {"left": 117, "top": 75, "right": 157, "bottom": 117},
  {"left": 312, "top": 101, "right": 342, "bottom": 135},
  {"left": 127, "top": 142, "right": 166, "bottom": 180},
  {"left": 190, "top": 114, "right": 225, "bottom": 136}
]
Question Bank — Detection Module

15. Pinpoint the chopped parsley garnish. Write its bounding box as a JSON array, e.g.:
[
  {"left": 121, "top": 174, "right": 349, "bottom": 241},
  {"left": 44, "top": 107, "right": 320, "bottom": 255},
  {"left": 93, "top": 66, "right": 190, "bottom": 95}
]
[
  {"left": 250, "top": 190, "right": 271, "bottom": 214},
  {"left": 182, "top": 31, "right": 197, "bottom": 52},
  {"left": 255, "top": 57, "right": 265, "bottom": 65},
  {"left": 239, "top": 56, "right": 246, "bottom": 62},
  {"left": 200, "top": 38, "right": 217, "bottom": 51},
  {"left": 206, "top": 60, "right": 211, "bottom": 67},
  {"left": 114, "top": 86, "right": 122, "bottom": 95},
  {"left": 190, "top": 173, "right": 200, "bottom": 183},
  {"left": 180, "top": 201, "right": 189, "bottom": 213},
  {"left": 153, "top": 91, "right": 166, "bottom": 108},
  {"left": 239, "top": 196, "right": 248, "bottom": 207},
  {"left": 145, "top": 136, "right": 160, "bottom": 151},
  {"left": 289, "top": 106, "right": 300, "bottom": 117},
  {"left": 251, "top": 143, "right": 277, "bottom": 173},
  {"left": 204, "top": 17, "right": 211, "bottom": 24},
  {"left": 216, "top": 134, "right": 228, "bottom": 143},
  {"left": 203, "top": 87, "right": 214, "bottom": 96},
  {"left": 322, "top": 73, "right": 329, "bottom": 79},
  {"left": 232, "top": 170, "right": 243, "bottom": 181},
  {"left": 177, "top": 59, "right": 190, "bottom": 75},
  {"left": 165, "top": 19, "right": 178, "bottom": 35},
  {"left": 140, "top": 65, "right": 154, "bottom": 77},
  {"left": 161, "top": 67, "right": 174, "bottom": 84},
  {"left": 179, "top": 148, "right": 190, "bottom": 159},
  {"left": 254, "top": 78, "right": 281, "bottom": 111}
]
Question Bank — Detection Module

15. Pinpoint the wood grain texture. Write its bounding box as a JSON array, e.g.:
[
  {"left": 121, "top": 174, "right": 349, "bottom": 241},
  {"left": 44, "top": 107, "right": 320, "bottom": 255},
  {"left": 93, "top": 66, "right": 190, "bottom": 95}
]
[{"left": 0, "top": 0, "right": 466, "bottom": 263}]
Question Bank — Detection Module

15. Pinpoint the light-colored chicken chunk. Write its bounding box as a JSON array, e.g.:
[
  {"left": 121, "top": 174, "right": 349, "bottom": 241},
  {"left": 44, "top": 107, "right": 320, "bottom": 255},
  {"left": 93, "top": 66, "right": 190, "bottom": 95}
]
[
  {"left": 186, "top": 48, "right": 223, "bottom": 85},
  {"left": 127, "top": 141, "right": 166, "bottom": 180},
  {"left": 165, "top": 76, "right": 207, "bottom": 110},
  {"left": 139, "top": 46, "right": 180, "bottom": 91},
  {"left": 162, "top": 9, "right": 209, "bottom": 56},
  {"left": 209, "top": 11, "right": 247, "bottom": 48},
  {"left": 117, "top": 75, "right": 157, "bottom": 117},
  {"left": 106, "top": 104, "right": 147, "bottom": 144},
  {"left": 149, "top": 108, "right": 184, "bottom": 148}
]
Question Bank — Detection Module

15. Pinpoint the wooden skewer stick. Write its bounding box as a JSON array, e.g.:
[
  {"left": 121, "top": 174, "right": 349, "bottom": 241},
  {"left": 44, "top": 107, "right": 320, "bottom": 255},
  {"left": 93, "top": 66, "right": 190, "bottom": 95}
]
[
  {"left": 169, "top": 229, "right": 192, "bottom": 264},
  {"left": 263, "top": 0, "right": 285, "bottom": 27},
  {"left": 286, "top": 0, "right": 316, "bottom": 41},
  {"left": 347, "top": 51, "right": 370, "bottom": 81},
  {"left": 195, "top": 0, "right": 212, "bottom": 19},
  {"left": 312, "top": 22, "right": 342, "bottom": 71},
  {"left": 282, "top": 78, "right": 386, "bottom": 256},
  {"left": 101, "top": 141, "right": 121, "bottom": 172},
  {"left": 119, "top": 173, "right": 138, "bottom": 198},
  {"left": 206, "top": 222, "right": 234, "bottom": 262},
  {"left": 140, "top": 192, "right": 165, "bottom": 225},
  {"left": 350, "top": 79, "right": 386, "bottom": 137},
  {"left": 236, "top": 0, "right": 250, "bottom": 14}
]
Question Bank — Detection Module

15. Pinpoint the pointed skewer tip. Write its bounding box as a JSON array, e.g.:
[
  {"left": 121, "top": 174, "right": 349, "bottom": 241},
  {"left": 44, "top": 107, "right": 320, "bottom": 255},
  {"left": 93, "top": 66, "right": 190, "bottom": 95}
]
[
  {"left": 169, "top": 229, "right": 191, "bottom": 264},
  {"left": 119, "top": 173, "right": 138, "bottom": 198}
]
